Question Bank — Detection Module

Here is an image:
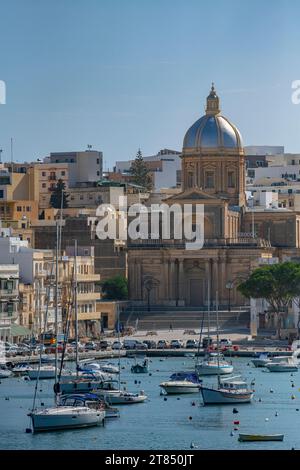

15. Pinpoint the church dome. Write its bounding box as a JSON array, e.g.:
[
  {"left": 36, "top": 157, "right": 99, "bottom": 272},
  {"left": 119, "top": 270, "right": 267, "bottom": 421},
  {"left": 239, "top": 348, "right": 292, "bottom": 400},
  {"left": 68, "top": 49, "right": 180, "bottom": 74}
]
[{"left": 183, "top": 84, "right": 243, "bottom": 151}]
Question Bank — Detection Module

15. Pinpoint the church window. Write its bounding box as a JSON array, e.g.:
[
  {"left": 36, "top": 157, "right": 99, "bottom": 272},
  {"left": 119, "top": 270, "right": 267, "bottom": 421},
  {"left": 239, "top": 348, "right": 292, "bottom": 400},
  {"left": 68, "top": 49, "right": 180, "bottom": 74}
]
[
  {"left": 205, "top": 171, "right": 215, "bottom": 189},
  {"left": 228, "top": 170, "right": 236, "bottom": 188},
  {"left": 187, "top": 171, "right": 193, "bottom": 188}
]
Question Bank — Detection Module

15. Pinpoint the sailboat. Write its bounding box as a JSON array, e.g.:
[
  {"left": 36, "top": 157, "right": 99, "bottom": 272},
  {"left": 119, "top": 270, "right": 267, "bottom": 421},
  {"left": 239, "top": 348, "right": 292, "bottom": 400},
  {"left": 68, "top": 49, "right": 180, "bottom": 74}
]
[
  {"left": 200, "top": 291, "right": 253, "bottom": 405},
  {"left": 29, "top": 236, "right": 105, "bottom": 432},
  {"left": 196, "top": 283, "right": 233, "bottom": 376},
  {"left": 93, "top": 305, "right": 147, "bottom": 405}
]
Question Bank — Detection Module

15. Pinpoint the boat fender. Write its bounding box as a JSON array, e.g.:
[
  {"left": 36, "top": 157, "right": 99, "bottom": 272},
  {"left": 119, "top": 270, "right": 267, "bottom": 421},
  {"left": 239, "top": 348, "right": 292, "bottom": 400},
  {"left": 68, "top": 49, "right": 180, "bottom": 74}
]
[
  {"left": 232, "top": 408, "right": 239, "bottom": 414},
  {"left": 234, "top": 427, "right": 239, "bottom": 431},
  {"left": 270, "top": 389, "right": 274, "bottom": 393},
  {"left": 233, "top": 420, "right": 239, "bottom": 425}
]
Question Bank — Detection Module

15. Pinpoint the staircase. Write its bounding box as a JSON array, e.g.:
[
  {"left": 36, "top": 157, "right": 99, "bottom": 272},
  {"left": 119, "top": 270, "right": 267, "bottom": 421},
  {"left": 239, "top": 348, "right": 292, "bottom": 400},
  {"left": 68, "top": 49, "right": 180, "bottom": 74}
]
[{"left": 120, "top": 306, "right": 250, "bottom": 331}]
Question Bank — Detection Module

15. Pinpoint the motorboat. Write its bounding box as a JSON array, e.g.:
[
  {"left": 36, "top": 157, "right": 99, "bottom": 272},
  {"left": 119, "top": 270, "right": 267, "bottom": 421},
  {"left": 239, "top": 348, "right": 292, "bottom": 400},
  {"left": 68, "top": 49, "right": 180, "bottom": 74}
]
[
  {"left": 29, "top": 405, "right": 105, "bottom": 432},
  {"left": 251, "top": 353, "right": 272, "bottom": 368},
  {"left": 0, "top": 367, "right": 13, "bottom": 378},
  {"left": 92, "top": 379, "right": 148, "bottom": 404},
  {"left": 131, "top": 358, "right": 149, "bottom": 374},
  {"left": 160, "top": 372, "right": 202, "bottom": 394},
  {"left": 200, "top": 375, "right": 254, "bottom": 405},
  {"left": 266, "top": 356, "right": 298, "bottom": 372},
  {"left": 196, "top": 352, "right": 233, "bottom": 376},
  {"left": 238, "top": 434, "right": 284, "bottom": 442},
  {"left": 11, "top": 363, "right": 33, "bottom": 376},
  {"left": 79, "top": 361, "right": 119, "bottom": 375},
  {"left": 28, "top": 365, "right": 56, "bottom": 380}
]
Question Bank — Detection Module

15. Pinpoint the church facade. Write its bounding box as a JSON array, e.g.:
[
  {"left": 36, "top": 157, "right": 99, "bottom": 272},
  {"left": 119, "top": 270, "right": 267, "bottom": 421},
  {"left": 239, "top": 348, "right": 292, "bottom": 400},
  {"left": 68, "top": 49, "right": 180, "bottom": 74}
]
[{"left": 127, "top": 85, "right": 300, "bottom": 308}]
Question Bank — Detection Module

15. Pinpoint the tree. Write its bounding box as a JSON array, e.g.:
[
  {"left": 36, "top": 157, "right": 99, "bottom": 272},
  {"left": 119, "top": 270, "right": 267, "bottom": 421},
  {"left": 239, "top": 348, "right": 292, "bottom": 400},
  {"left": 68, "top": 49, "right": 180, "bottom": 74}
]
[
  {"left": 238, "top": 262, "right": 300, "bottom": 337},
  {"left": 130, "top": 149, "right": 153, "bottom": 191},
  {"left": 50, "top": 179, "right": 69, "bottom": 209},
  {"left": 101, "top": 275, "right": 128, "bottom": 300}
]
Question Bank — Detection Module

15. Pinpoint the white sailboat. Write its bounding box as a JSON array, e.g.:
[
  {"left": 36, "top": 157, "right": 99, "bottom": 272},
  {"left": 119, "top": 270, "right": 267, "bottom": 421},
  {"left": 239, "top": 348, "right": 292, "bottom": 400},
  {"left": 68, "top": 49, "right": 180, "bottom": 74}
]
[
  {"left": 200, "top": 291, "right": 253, "bottom": 405},
  {"left": 29, "top": 236, "right": 105, "bottom": 432},
  {"left": 196, "top": 283, "right": 233, "bottom": 376}
]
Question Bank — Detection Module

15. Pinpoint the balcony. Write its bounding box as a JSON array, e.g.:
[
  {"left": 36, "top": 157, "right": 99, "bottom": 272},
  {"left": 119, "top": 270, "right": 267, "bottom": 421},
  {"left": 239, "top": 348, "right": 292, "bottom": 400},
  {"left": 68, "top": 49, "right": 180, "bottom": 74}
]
[
  {"left": 78, "top": 311, "right": 100, "bottom": 321},
  {"left": 76, "top": 273, "right": 100, "bottom": 282},
  {"left": 77, "top": 292, "right": 100, "bottom": 301},
  {"left": 128, "top": 237, "right": 271, "bottom": 249},
  {"left": 0, "top": 289, "right": 19, "bottom": 298}
]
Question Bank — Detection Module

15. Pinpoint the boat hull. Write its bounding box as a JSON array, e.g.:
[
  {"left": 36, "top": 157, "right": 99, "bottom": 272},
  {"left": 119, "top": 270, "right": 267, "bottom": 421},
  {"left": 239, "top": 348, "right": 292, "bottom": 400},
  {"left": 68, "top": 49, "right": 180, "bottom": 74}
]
[
  {"left": 28, "top": 369, "right": 56, "bottom": 380},
  {"left": 239, "top": 434, "right": 284, "bottom": 442},
  {"left": 160, "top": 383, "right": 200, "bottom": 394},
  {"left": 251, "top": 359, "right": 271, "bottom": 368},
  {"left": 96, "top": 391, "right": 148, "bottom": 404},
  {"left": 266, "top": 364, "right": 298, "bottom": 372},
  {"left": 196, "top": 364, "right": 234, "bottom": 376},
  {"left": 200, "top": 386, "right": 253, "bottom": 404},
  {"left": 30, "top": 407, "right": 105, "bottom": 432}
]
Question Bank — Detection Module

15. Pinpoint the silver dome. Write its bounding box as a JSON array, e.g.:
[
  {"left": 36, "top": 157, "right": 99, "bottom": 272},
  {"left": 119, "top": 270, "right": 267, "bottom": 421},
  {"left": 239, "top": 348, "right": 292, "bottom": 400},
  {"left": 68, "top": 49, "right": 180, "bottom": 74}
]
[{"left": 183, "top": 84, "right": 243, "bottom": 150}]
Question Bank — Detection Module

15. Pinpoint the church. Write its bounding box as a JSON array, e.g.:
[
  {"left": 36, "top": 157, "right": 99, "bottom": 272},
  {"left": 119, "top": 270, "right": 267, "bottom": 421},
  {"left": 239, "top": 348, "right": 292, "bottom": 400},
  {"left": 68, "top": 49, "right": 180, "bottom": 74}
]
[{"left": 127, "top": 85, "right": 300, "bottom": 308}]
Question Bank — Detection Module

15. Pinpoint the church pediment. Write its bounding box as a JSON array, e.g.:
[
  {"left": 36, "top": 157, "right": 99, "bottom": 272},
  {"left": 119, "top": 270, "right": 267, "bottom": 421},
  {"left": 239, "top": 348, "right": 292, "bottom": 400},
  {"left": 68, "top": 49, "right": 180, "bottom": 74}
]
[{"left": 165, "top": 187, "right": 228, "bottom": 204}]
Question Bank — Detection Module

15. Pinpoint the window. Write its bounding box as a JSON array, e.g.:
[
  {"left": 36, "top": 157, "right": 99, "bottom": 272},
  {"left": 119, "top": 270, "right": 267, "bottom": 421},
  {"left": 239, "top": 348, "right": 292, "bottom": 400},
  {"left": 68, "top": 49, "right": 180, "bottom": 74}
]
[
  {"left": 97, "top": 171, "right": 100, "bottom": 176},
  {"left": 61, "top": 171, "right": 65, "bottom": 176},
  {"left": 97, "top": 158, "right": 100, "bottom": 164},
  {"left": 26, "top": 206, "right": 31, "bottom": 211},
  {"left": 0, "top": 190, "right": 3, "bottom": 199},
  {"left": 187, "top": 172, "right": 194, "bottom": 188},
  {"left": 42, "top": 183, "right": 46, "bottom": 188},
  {"left": 80, "top": 195, "right": 84, "bottom": 200},
  {"left": 17, "top": 206, "right": 22, "bottom": 212},
  {"left": 205, "top": 171, "right": 215, "bottom": 189},
  {"left": 42, "top": 171, "right": 46, "bottom": 177},
  {"left": 228, "top": 171, "right": 236, "bottom": 188}
]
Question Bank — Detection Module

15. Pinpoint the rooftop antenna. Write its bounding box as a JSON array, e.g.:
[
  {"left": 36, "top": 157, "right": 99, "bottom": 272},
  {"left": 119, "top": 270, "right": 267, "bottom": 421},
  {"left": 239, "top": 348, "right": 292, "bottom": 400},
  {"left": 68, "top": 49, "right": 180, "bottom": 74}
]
[{"left": 10, "top": 138, "right": 13, "bottom": 173}]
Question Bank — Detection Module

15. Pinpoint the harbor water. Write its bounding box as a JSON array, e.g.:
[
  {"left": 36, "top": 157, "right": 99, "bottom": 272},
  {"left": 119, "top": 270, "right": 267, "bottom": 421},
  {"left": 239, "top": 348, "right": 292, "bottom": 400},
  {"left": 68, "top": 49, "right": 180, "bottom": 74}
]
[{"left": 0, "top": 356, "right": 299, "bottom": 450}]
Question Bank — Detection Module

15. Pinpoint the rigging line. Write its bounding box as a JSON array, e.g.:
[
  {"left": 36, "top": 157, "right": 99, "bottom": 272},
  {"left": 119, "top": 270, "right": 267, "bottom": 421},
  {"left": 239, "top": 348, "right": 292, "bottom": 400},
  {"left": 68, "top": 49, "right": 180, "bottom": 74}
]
[{"left": 31, "top": 255, "right": 55, "bottom": 413}]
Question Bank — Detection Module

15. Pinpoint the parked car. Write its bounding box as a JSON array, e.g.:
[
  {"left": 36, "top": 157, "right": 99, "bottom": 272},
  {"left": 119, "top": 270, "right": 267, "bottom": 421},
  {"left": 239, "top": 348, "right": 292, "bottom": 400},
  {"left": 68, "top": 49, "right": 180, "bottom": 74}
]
[
  {"left": 185, "top": 339, "right": 198, "bottom": 349},
  {"left": 99, "top": 340, "right": 109, "bottom": 350},
  {"left": 170, "top": 339, "right": 182, "bottom": 349},
  {"left": 84, "top": 341, "right": 97, "bottom": 351},
  {"left": 202, "top": 337, "right": 213, "bottom": 349},
  {"left": 143, "top": 340, "right": 157, "bottom": 349},
  {"left": 112, "top": 341, "right": 123, "bottom": 350},
  {"left": 135, "top": 341, "right": 148, "bottom": 350},
  {"left": 220, "top": 338, "right": 232, "bottom": 347},
  {"left": 157, "top": 340, "right": 168, "bottom": 349},
  {"left": 123, "top": 340, "right": 138, "bottom": 350}
]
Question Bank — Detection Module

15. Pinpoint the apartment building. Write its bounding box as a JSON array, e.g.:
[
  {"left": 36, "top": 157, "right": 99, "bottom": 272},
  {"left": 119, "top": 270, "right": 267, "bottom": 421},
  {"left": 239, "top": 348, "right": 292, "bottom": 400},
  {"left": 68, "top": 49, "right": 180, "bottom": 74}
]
[{"left": 0, "top": 264, "right": 19, "bottom": 341}]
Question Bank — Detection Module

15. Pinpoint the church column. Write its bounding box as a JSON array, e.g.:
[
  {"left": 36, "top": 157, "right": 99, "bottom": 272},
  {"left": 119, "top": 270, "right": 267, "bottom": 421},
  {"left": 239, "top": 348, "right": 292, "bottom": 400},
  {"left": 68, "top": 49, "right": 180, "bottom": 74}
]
[
  {"left": 169, "top": 259, "right": 175, "bottom": 303},
  {"left": 163, "top": 258, "right": 169, "bottom": 302},
  {"left": 212, "top": 258, "right": 219, "bottom": 303},
  {"left": 178, "top": 259, "right": 185, "bottom": 305}
]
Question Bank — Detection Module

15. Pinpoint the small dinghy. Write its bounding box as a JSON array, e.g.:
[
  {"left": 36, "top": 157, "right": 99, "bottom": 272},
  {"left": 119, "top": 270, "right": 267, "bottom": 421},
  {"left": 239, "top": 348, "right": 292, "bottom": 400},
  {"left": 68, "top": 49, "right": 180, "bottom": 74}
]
[
  {"left": 131, "top": 358, "right": 149, "bottom": 374},
  {"left": 238, "top": 433, "right": 284, "bottom": 442}
]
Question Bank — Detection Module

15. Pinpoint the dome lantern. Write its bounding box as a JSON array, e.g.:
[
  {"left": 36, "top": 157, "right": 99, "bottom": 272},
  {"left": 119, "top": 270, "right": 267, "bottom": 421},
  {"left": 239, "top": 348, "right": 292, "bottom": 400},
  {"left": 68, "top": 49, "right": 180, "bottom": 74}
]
[{"left": 206, "top": 82, "right": 220, "bottom": 116}]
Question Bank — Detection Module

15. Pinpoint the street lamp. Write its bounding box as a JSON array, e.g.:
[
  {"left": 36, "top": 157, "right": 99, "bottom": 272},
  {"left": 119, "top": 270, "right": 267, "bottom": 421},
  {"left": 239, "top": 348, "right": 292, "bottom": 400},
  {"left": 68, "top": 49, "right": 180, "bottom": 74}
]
[{"left": 226, "top": 281, "right": 234, "bottom": 313}]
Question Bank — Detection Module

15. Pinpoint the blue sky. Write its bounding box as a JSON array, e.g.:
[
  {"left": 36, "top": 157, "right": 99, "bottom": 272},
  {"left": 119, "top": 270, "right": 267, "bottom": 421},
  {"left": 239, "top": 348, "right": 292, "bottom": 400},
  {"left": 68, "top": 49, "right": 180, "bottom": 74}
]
[{"left": 0, "top": 0, "right": 300, "bottom": 168}]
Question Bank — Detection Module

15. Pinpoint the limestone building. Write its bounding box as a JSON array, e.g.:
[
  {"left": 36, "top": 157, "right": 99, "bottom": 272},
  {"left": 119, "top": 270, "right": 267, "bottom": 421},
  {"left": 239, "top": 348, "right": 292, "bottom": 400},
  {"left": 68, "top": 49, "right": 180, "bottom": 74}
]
[{"left": 127, "top": 85, "right": 300, "bottom": 308}]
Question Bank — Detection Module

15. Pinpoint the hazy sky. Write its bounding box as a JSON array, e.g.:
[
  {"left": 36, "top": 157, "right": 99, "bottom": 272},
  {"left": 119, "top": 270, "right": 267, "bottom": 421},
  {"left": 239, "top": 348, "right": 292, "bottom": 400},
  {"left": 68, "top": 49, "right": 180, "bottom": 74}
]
[{"left": 1, "top": 0, "right": 300, "bottom": 168}]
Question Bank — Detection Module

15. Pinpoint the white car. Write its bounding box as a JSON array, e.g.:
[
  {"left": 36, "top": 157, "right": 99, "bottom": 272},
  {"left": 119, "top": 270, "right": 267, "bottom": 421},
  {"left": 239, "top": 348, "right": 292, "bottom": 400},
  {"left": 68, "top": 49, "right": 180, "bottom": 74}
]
[
  {"left": 220, "top": 338, "right": 232, "bottom": 347},
  {"left": 112, "top": 341, "right": 123, "bottom": 350}
]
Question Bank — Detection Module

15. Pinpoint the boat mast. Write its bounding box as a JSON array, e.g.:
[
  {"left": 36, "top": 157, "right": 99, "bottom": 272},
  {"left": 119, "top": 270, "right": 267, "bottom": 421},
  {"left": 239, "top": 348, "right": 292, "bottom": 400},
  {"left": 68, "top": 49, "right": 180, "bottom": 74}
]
[
  {"left": 74, "top": 239, "right": 79, "bottom": 377},
  {"left": 117, "top": 303, "right": 121, "bottom": 391},
  {"left": 216, "top": 290, "right": 220, "bottom": 388},
  {"left": 54, "top": 221, "right": 59, "bottom": 394},
  {"left": 207, "top": 279, "right": 210, "bottom": 344}
]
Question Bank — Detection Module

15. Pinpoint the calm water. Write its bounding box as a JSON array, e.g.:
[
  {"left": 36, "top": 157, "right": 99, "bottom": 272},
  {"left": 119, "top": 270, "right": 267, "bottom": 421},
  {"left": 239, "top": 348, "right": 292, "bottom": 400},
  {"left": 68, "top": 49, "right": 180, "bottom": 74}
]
[{"left": 0, "top": 356, "right": 300, "bottom": 450}]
